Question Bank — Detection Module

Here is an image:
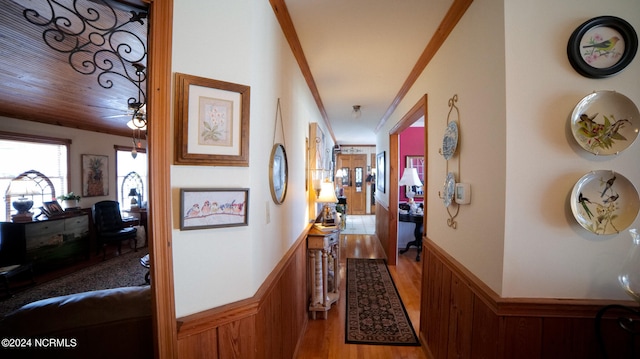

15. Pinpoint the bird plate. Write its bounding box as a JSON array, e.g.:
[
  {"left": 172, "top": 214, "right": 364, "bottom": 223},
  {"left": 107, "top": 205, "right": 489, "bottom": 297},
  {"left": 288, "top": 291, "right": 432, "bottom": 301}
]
[
  {"left": 567, "top": 16, "right": 637, "bottom": 78},
  {"left": 441, "top": 121, "right": 459, "bottom": 160},
  {"left": 442, "top": 172, "right": 456, "bottom": 208},
  {"left": 570, "top": 90, "right": 640, "bottom": 156},
  {"left": 570, "top": 170, "right": 639, "bottom": 235}
]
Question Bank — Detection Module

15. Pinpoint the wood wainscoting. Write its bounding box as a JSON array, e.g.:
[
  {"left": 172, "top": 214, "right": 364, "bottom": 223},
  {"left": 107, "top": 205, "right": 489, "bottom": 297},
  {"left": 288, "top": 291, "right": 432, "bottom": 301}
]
[
  {"left": 175, "top": 223, "right": 312, "bottom": 359},
  {"left": 422, "top": 238, "right": 640, "bottom": 359},
  {"left": 375, "top": 202, "right": 391, "bottom": 262}
]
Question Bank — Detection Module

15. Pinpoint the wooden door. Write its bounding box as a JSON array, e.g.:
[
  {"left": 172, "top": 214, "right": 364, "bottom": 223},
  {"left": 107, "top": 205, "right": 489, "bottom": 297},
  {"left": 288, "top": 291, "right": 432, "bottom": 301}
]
[{"left": 336, "top": 154, "right": 367, "bottom": 215}]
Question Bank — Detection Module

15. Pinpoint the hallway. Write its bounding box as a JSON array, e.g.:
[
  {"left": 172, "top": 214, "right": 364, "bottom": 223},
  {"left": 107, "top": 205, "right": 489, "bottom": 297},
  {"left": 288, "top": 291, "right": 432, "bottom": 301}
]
[{"left": 295, "top": 231, "right": 427, "bottom": 358}]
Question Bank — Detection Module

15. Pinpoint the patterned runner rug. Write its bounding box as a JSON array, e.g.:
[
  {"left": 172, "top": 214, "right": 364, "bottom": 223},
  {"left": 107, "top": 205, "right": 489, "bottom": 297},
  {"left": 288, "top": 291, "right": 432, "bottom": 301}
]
[{"left": 345, "top": 258, "right": 420, "bottom": 346}]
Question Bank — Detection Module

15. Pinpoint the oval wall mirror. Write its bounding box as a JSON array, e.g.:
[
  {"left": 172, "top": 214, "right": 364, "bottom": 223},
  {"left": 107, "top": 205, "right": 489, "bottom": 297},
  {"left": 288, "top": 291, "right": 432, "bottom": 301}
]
[{"left": 269, "top": 143, "right": 288, "bottom": 204}]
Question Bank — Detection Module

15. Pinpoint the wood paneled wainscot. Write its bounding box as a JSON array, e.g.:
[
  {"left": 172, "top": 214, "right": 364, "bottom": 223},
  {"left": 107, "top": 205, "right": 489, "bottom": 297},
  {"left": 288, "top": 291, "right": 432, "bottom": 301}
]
[
  {"left": 176, "top": 223, "right": 312, "bottom": 359},
  {"left": 421, "top": 238, "right": 640, "bottom": 359}
]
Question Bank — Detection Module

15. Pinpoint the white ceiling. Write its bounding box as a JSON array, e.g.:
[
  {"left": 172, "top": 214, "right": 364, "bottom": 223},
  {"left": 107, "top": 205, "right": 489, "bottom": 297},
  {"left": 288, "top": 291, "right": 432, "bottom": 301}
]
[{"left": 285, "top": 0, "right": 452, "bottom": 144}]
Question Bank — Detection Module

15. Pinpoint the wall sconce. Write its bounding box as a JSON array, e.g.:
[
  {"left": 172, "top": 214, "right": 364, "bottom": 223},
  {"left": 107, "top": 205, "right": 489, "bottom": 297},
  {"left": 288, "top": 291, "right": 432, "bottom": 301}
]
[
  {"left": 311, "top": 169, "right": 325, "bottom": 197},
  {"left": 352, "top": 105, "right": 361, "bottom": 119},
  {"left": 316, "top": 180, "right": 338, "bottom": 226}
]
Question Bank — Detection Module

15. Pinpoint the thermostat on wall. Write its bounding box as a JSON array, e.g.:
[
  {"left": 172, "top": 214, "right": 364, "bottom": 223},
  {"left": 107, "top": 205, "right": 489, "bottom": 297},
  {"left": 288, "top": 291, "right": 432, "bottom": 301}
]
[{"left": 455, "top": 183, "right": 471, "bottom": 205}]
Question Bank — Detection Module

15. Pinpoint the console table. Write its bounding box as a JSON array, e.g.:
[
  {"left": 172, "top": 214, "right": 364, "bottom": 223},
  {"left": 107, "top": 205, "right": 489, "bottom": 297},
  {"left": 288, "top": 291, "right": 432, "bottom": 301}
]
[
  {"left": 1, "top": 210, "right": 91, "bottom": 273},
  {"left": 307, "top": 225, "right": 340, "bottom": 319},
  {"left": 398, "top": 213, "right": 423, "bottom": 261}
]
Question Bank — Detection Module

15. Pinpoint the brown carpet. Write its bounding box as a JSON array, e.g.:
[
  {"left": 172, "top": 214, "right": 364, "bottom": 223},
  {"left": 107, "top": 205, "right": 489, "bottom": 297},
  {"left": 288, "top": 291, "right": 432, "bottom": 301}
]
[
  {"left": 0, "top": 250, "right": 149, "bottom": 317},
  {"left": 345, "top": 258, "right": 420, "bottom": 346}
]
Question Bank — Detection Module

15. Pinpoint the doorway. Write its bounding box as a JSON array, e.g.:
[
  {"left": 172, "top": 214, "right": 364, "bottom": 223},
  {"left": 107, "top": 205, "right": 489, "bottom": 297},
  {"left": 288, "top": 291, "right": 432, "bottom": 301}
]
[
  {"left": 385, "top": 95, "right": 427, "bottom": 265},
  {"left": 336, "top": 154, "right": 367, "bottom": 215}
]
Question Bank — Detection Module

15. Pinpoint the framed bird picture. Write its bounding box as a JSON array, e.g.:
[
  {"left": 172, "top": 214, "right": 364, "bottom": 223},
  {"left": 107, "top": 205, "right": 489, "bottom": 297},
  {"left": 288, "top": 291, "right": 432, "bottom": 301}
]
[
  {"left": 180, "top": 188, "right": 249, "bottom": 230},
  {"left": 567, "top": 16, "right": 638, "bottom": 78}
]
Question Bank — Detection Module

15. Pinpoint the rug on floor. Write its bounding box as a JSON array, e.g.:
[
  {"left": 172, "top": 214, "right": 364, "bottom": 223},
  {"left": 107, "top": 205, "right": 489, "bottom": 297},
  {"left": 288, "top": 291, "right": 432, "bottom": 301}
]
[
  {"left": 345, "top": 258, "right": 420, "bottom": 346},
  {"left": 0, "top": 250, "right": 149, "bottom": 317}
]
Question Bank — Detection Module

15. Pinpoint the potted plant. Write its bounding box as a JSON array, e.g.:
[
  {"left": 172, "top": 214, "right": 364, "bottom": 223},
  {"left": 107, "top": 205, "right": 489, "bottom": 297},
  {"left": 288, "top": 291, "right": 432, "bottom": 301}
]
[{"left": 58, "top": 192, "right": 81, "bottom": 210}]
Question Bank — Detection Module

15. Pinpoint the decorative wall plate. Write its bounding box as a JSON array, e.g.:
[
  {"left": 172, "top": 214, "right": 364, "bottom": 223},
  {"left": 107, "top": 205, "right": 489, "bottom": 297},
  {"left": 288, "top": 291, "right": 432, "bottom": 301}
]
[
  {"left": 571, "top": 90, "right": 640, "bottom": 155},
  {"left": 441, "top": 121, "right": 459, "bottom": 160},
  {"left": 567, "top": 16, "right": 638, "bottom": 78},
  {"left": 442, "top": 172, "right": 456, "bottom": 207},
  {"left": 570, "top": 170, "right": 639, "bottom": 235}
]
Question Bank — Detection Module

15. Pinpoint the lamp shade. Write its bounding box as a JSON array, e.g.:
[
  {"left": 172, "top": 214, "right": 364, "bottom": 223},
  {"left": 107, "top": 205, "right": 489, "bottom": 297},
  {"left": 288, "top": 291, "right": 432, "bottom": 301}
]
[
  {"left": 316, "top": 181, "right": 338, "bottom": 203},
  {"left": 128, "top": 188, "right": 139, "bottom": 196},
  {"left": 7, "top": 178, "right": 40, "bottom": 196},
  {"left": 398, "top": 168, "right": 423, "bottom": 187}
]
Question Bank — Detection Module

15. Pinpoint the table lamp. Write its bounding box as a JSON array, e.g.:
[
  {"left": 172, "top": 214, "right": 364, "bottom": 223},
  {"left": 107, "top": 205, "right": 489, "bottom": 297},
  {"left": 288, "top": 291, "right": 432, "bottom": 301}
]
[
  {"left": 128, "top": 188, "right": 140, "bottom": 208},
  {"left": 7, "top": 178, "right": 40, "bottom": 221},
  {"left": 316, "top": 180, "right": 338, "bottom": 226},
  {"left": 399, "top": 168, "right": 423, "bottom": 213}
]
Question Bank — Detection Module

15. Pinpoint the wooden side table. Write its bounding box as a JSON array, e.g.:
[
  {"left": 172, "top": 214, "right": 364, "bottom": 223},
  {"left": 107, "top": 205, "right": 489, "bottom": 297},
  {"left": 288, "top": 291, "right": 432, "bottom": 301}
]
[{"left": 307, "top": 225, "right": 340, "bottom": 319}]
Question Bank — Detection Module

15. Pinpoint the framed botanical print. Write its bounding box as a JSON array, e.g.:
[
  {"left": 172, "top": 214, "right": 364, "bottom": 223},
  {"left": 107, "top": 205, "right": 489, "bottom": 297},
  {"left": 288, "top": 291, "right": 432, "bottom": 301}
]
[
  {"left": 82, "top": 154, "right": 108, "bottom": 197},
  {"left": 174, "top": 73, "right": 250, "bottom": 166}
]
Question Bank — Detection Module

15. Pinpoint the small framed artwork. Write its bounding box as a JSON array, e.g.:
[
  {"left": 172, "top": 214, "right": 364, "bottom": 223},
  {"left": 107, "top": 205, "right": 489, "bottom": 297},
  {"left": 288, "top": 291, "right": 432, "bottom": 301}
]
[
  {"left": 174, "top": 73, "right": 250, "bottom": 166},
  {"left": 41, "top": 201, "right": 64, "bottom": 217},
  {"left": 82, "top": 154, "right": 108, "bottom": 197},
  {"left": 567, "top": 16, "right": 638, "bottom": 78},
  {"left": 180, "top": 188, "right": 249, "bottom": 230},
  {"left": 376, "top": 151, "right": 386, "bottom": 193},
  {"left": 405, "top": 155, "right": 425, "bottom": 198}
]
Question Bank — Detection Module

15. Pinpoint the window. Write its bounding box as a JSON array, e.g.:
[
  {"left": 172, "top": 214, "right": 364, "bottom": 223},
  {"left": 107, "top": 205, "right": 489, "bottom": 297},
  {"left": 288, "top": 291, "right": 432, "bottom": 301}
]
[
  {"left": 115, "top": 146, "right": 147, "bottom": 210},
  {"left": 0, "top": 132, "right": 70, "bottom": 221}
]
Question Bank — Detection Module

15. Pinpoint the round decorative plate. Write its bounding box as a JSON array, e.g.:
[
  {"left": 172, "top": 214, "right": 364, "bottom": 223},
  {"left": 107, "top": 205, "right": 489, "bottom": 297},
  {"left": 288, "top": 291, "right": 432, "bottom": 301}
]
[
  {"left": 570, "top": 90, "right": 640, "bottom": 155},
  {"left": 441, "top": 121, "right": 459, "bottom": 160},
  {"left": 443, "top": 172, "right": 456, "bottom": 207},
  {"left": 570, "top": 170, "right": 640, "bottom": 235}
]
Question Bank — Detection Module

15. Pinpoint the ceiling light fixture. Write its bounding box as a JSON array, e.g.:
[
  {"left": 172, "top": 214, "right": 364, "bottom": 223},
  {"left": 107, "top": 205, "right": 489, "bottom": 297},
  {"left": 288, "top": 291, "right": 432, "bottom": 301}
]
[{"left": 352, "top": 105, "right": 361, "bottom": 119}]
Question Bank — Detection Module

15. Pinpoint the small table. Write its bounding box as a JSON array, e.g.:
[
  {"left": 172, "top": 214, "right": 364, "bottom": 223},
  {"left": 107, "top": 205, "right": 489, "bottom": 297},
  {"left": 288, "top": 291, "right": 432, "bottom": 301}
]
[{"left": 398, "top": 213, "right": 423, "bottom": 261}]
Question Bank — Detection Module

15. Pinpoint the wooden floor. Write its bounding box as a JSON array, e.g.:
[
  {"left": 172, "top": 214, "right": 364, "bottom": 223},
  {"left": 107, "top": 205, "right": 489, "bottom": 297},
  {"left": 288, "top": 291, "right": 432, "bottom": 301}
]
[{"left": 295, "top": 232, "right": 429, "bottom": 359}]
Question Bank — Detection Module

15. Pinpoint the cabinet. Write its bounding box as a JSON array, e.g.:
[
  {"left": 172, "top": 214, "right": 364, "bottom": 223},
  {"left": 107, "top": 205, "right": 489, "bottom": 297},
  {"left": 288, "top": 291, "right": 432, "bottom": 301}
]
[
  {"left": 18, "top": 212, "right": 91, "bottom": 272},
  {"left": 307, "top": 226, "right": 340, "bottom": 319}
]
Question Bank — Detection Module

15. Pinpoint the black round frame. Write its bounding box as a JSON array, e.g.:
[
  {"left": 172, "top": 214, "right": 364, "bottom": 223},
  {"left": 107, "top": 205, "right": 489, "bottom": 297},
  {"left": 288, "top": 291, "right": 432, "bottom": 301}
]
[{"left": 567, "top": 16, "right": 638, "bottom": 78}]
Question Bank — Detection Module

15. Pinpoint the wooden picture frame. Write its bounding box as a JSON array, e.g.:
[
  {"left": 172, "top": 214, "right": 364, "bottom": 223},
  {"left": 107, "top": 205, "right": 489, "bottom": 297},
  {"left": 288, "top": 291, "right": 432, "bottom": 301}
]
[
  {"left": 376, "top": 151, "right": 386, "bottom": 193},
  {"left": 180, "top": 188, "right": 249, "bottom": 230},
  {"left": 174, "top": 73, "right": 250, "bottom": 166},
  {"left": 82, "top": 154, "right": 108, "bottom": 197},
  {"left": 405, "top": 155, "right": 425, "bottom": 198}
]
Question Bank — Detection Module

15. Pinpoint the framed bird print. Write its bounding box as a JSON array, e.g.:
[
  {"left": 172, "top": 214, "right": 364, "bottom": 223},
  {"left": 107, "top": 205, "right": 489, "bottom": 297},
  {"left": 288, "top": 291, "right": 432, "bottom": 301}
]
[
  {"left": 567, "top": 16, "right": 638, "bottom": 78},
  {"left": 180, "top": 188, "right": 249, "bottom": 230}
]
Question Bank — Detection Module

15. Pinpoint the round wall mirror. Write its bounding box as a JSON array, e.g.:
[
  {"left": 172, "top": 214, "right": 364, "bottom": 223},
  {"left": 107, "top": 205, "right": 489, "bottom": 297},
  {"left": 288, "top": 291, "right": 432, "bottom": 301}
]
[{"left": 269, "top": 143, "right": 288, "bottom": 204}]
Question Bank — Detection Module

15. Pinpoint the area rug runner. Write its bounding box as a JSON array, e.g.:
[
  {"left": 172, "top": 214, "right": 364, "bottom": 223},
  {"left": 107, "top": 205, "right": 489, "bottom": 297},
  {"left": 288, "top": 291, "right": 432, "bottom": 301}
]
[
  {"left": 0, "top": 250, "right": 148, "bottom": 317},
  {"left": 345, "top": 258, "right": 420, "bottom": 346}
]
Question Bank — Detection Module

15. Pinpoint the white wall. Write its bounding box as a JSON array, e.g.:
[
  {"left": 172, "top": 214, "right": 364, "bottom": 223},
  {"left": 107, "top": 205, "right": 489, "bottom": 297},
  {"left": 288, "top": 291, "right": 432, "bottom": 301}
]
[
  {"left": 378, "top": 0, "right": 640, "bottom": 301},
  {"left": 0, "top": 116, "right": 137, "bottom": 210},
  {"left": 502, "top": 0, "right": 640, "bottom": 300},
  {"left": 170, "top": 0, "right": 328, "bottom": 316}
]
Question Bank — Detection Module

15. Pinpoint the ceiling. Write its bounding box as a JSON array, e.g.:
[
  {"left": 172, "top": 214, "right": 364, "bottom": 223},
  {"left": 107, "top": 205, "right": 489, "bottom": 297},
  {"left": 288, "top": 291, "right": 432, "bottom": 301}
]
[{"left": 0, "top": 0, "right": 457, "bottom": 144}]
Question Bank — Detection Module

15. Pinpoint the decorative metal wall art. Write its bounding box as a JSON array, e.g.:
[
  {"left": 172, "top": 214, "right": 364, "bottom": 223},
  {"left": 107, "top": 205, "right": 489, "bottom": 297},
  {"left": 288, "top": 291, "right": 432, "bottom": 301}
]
[{"left": 22, "top": 0, "right": 148, "bottom": 104}]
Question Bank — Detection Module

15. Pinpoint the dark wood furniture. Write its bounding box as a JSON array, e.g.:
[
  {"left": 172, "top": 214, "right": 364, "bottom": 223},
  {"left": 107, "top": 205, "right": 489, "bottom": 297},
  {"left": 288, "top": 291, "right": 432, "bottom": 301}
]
[
  {"left": 398, "top": 213, "right": 423, "bottom": 261},
  {"left": 0, "top": 210, "right": 91, "bottom": 275}
]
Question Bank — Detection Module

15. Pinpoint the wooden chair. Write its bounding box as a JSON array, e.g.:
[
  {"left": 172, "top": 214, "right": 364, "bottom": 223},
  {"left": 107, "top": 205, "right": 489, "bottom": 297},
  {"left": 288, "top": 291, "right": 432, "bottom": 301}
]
[{"left": 92, "top": 201, "right": 137, "bottom": 260}]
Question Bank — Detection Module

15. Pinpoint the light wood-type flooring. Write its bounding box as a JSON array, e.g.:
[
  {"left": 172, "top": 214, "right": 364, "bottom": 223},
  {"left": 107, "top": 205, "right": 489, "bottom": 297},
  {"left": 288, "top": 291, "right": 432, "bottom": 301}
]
[{"left": 295, "top": 230, "right": 428, "bottom": 359}]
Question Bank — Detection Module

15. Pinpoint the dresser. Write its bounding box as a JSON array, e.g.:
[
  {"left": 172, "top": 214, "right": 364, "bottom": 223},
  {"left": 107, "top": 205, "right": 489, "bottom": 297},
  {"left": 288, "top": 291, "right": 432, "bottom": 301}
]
[
  {"left": 307, "top": 225, "right": 340, "bottom": 319},
  {"left": 2, "top": 211, "right": 91, "bottom": 273}
]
